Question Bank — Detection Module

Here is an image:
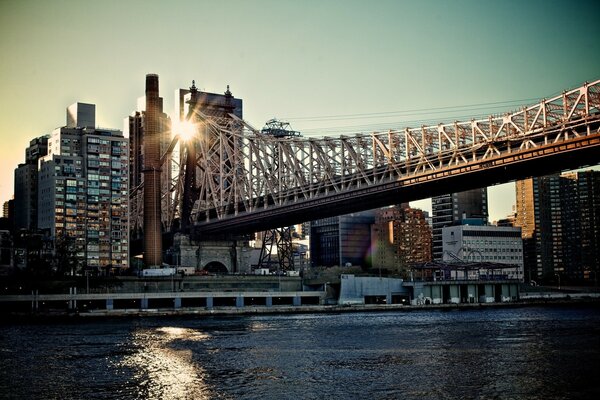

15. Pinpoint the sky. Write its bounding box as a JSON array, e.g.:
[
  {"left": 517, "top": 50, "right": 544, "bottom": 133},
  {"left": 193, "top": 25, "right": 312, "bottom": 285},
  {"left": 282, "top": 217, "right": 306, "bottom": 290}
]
[{"left": 0, "top": 0, "right": 599, "bottom": 221}]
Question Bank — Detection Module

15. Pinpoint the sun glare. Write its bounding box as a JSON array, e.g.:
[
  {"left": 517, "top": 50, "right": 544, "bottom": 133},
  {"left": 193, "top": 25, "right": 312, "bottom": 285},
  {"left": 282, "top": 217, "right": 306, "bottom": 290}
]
[{"left": 173, "top": 120, "right": 196, "bottom": 141}]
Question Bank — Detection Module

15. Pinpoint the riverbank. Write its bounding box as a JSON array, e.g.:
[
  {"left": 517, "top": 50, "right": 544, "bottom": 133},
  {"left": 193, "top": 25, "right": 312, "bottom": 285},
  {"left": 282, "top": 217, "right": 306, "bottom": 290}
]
[{"left": 2, "top": 296, "right": 599, "bottom": 323}]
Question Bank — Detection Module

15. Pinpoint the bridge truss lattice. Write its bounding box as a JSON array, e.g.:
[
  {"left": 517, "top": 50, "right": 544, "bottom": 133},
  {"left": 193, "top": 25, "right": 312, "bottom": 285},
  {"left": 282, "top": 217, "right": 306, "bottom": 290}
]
[{"left": 131, "top": 79, "right": 600, "bottom": 236}]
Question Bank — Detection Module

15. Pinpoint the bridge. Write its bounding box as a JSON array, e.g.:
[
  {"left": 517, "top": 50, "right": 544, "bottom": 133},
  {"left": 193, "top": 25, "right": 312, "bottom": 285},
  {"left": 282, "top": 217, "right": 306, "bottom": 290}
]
[{"left": 131, "top": 78, "right": 600, "bottom": 239}]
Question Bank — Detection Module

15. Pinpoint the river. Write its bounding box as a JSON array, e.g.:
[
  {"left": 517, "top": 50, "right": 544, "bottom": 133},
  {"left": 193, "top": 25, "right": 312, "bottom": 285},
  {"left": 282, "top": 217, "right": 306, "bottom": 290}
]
[{"left": 1, "top": 305, "right": 599, "bottom": 399}]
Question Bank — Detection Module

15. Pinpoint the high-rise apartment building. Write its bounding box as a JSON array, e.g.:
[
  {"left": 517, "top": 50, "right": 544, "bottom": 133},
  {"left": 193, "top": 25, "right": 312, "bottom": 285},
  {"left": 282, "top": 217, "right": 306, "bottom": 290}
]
[
  {"left": 37, "top": 103, "right": 129, "bottom": 272},
  {"left": 371, "top": 204, "right": 432, "bottom": 274},
  {"left": 515, "top": 171, "right": 600, "bottom": 282},
  {"left": 431, "top": 188, "right": 488, "bottom": 260},
  {"left": 578, "top": 171, "right": 600, "bottom": 279},
  {"left": 14, "top": 135, "right": 49, "bottom": 230}
]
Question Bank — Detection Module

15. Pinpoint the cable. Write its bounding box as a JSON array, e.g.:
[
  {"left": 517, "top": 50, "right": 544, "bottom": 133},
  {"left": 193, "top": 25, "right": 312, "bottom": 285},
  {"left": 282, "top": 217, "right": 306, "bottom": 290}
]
[
  {"left": 296, "top": 109, "right": 515, "bottom": 136},
  {"left": 280, "top": 97, "right": 540, "bottom": 122}
]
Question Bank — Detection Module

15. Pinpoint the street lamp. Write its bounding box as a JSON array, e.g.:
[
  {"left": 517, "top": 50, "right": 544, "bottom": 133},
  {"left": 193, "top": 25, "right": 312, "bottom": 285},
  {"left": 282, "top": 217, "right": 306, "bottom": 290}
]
[{"left": 555, "top": 273, "right": 561, "bottom": 291}]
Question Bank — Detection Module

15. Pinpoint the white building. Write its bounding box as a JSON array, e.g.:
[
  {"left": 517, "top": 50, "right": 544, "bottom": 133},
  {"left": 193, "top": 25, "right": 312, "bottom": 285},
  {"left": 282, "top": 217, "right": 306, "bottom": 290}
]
[
  {"left": 37, "top": 103, "right": 129, "bottom": 272},
  {"left": 442, "top": 225, "right": 524, "bottom": 281}
]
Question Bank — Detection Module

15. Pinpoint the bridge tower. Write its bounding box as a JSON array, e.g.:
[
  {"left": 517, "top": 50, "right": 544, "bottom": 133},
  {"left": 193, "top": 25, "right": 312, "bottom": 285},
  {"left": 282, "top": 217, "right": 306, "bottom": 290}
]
[{"left": 256, "top": 119, "right": 301, "bottom": 272}]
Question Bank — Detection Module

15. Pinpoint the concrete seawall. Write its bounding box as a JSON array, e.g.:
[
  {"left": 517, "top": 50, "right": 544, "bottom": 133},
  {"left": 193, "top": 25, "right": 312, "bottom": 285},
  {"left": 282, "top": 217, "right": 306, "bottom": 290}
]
[{"left": 2, "top": 296, "right": 599, "bottom": 321}]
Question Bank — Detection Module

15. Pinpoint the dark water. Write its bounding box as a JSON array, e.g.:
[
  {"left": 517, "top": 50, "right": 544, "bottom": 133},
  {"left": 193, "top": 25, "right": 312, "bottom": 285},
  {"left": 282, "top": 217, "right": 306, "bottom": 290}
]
[{"left": 1, "top": 306, "right": 599, "bottom": 400}]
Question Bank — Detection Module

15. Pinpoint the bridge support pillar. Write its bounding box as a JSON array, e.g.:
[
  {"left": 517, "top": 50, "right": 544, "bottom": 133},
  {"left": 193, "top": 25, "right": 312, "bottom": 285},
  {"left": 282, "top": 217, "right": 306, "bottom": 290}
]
[
  {"left": 236, "top": 296, "right": 244, "bottom": 308},
  {"left": 106, "top": 298, "right": 113, "bottom": 310},
  {"left": 206, "top": 297, "right": 213, "bottom": 309},
  {"left": 266, "top": 297, "right": 273, "bottom": 307},
  {"left": 174, "top": 298, "right": 181, "bottom": 309},
  {"left": 141, "top": 298, "right": 149, "bottom": 309},
  {"left": 68, "top": 287, "right": 77, "bottom": 310},
  {"left": 293, "top": 296, "right": 301, "bottom": 307}
]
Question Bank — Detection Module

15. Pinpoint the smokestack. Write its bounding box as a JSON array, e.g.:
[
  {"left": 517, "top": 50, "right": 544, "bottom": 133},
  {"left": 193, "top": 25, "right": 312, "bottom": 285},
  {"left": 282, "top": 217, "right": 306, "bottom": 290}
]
[{"left": 143, "top": 74, "right": 162, "bottom": 267}]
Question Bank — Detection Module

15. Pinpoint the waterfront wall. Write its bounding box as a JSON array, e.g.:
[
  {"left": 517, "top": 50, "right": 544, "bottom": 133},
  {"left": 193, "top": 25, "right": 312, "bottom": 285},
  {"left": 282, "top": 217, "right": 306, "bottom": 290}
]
[{"left": 0, "top": 290, "right": 324, "bottom": 314}]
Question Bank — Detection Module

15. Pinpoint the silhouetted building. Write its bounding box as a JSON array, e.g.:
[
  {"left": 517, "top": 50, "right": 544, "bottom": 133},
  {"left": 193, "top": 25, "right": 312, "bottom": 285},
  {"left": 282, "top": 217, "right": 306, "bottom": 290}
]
[
  {"left": 0, "top": 229, "right": 11, "bottom": 268},
  {"left": 310, "top": 211, "right": 375, "bottom": 268},
  {"left": 371, "top": 204, "right": 432, "bottom": 275},
  {"left": 515, "top": 171, "right": 600, "bottom": 282},
  {"left": 432, "top": 188, "right": 488, "bottom": 260},
  {"left": 14, "top": 136, "right": 49, "bottom": 230},
  {"left": 37, "top": 103, "right": 129, "bottom": 273}
]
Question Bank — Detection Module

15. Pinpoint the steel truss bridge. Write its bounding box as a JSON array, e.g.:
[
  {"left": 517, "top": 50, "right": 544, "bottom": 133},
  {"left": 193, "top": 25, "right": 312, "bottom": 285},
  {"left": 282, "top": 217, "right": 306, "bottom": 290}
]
[{"left": 130, "top": 79, "right": 600, "bottom": 238}]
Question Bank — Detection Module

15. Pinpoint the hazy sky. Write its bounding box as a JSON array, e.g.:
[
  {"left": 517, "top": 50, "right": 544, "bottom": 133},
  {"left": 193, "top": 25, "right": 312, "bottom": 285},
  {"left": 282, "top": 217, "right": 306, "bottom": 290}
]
[{"left": 1, "top": 0, "right": 599, "bottom": 221}]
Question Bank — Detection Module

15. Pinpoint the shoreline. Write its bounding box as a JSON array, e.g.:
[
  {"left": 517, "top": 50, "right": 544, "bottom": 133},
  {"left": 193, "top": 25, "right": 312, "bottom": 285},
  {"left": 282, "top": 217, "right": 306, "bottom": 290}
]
[{"left": 2, "top": 297, "right": 599, "bottom": 323}]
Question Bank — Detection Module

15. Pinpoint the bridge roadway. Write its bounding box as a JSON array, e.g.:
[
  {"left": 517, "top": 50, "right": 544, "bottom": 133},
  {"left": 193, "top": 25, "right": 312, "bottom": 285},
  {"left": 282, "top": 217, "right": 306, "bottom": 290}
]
[{"left": 195, "top": 114, "right": 600, "bottom": 236}]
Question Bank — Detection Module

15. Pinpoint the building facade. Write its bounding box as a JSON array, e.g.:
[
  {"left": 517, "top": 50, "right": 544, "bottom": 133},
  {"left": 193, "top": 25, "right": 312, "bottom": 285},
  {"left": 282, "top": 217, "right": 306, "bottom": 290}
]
[
  {"left": 431, "top": 188, "right": 488, "bottom": 260},
  {"left": 515, "top": 171, "right": 600, "bottom": 283},
  {"left": 371, "top": 204, "right": 432, "bottom": 275},
  {"left": 37, "top": 103, "right": 129, "bottom": 273},
  {"left": 310, "top": 211, "right": 375, "bottom": 268},
  {"left": 442, "top": 225, "right": 524, "bottom": 280}
]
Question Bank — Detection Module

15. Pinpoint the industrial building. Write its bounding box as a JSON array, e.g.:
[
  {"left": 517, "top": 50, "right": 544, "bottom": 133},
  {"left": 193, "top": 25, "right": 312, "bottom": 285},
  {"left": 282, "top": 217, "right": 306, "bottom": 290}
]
[{"left": 441, "top": 225, "right": 524, "bottom": 281}]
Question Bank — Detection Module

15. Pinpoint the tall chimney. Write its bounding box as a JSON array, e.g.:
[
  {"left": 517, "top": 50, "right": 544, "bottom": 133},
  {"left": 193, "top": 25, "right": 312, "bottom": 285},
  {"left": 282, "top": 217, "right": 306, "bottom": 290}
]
[{"left": 143, "top": 74, "right": 162, "bottom": 267}]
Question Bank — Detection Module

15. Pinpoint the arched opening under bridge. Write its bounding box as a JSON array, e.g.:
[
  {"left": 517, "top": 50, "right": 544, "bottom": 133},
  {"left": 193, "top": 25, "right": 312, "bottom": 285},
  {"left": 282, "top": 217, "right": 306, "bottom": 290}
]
[{"left": 203, "top": 261, "right": 228, "bottom": 275}]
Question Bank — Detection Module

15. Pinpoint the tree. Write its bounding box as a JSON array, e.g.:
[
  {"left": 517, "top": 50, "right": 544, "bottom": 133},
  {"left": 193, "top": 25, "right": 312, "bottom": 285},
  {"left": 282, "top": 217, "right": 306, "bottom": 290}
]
[{"left": 54, "top": 236, "right": 81, "bottom": 276}]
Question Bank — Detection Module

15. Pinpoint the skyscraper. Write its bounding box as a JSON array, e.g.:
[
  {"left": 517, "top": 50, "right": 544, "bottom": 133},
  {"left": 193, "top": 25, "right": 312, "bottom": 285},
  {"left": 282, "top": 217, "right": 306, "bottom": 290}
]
[
  {"left": 431, "top": 188, "right": 488, "bottom": 260},
  {"left": 37, "top": 103, "right": 129, "bottom": 273}
]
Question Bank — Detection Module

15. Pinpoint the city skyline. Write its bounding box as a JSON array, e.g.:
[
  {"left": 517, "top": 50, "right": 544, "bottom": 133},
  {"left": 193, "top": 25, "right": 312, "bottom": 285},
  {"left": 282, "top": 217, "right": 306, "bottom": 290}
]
[{"left": 1, "top": 0, "right": 599, "bottom": 221}]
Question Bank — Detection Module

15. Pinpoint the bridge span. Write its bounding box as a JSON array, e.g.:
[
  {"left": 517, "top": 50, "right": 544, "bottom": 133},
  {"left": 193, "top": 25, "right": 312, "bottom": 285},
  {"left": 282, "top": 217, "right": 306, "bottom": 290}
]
[{"left": 132, "top": 79, "right": 600, "bottom": 238}]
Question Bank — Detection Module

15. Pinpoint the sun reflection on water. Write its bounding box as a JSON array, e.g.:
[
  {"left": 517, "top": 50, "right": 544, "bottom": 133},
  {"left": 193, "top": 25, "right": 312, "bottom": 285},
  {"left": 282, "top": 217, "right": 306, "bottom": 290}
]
[{"left": 119, "top": 326, "right": 217, "bottom": 400}]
